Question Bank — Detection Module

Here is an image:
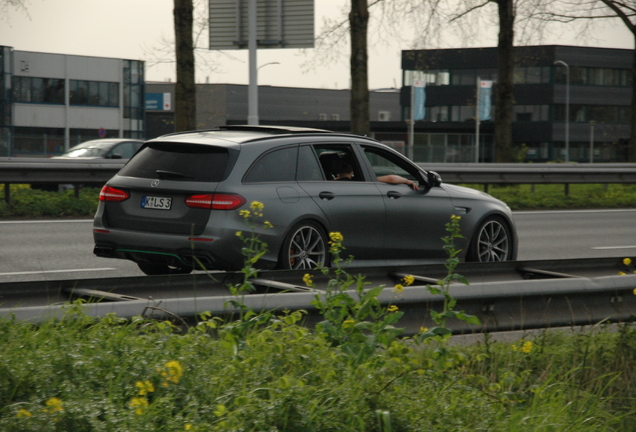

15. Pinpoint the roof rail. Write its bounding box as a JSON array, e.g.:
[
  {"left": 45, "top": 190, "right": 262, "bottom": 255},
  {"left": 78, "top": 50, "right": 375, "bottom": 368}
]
[{"left": 217, "top": 125, "right": 334, "bottom": 134}]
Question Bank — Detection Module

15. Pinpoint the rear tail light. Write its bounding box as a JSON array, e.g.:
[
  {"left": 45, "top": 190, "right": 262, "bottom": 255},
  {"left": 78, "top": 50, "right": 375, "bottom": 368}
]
[
  {"left": 185, "top": 193, "right": 246, "bottom": 210},
  {"left": 99, "top": 185, "right": 129, "bottom": 202}
]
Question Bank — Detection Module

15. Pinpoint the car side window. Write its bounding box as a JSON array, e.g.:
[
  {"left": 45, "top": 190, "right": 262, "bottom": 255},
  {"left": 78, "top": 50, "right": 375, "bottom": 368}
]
[
  {"left": 312, "top": 144, "right": 364, "bottom": 181},
  {"left": 297, "top": 145, "right": 324, "bottom": 181},
  {"left": 244, "top": 146, "right": 298, "bottom": 183},
  {"left": 110, "top": 142, "right": 136, "bottom": 159},
  {"left": 362, "top": 147, "right": 420, "bottom": 184}
]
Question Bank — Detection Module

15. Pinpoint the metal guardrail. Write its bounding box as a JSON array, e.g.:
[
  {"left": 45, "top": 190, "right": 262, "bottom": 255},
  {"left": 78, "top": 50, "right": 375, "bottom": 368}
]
[
  {"left": 419, "top": 163, "right": 636, "bottom": 194},
  {"left": 1, "top": 159, "right": 635, "bottom": 205},
  {"left": 1, "top": 258, "right": 635, "bottom": 335},
  {"left": 0, "top": 157, "right": 124, "bottom": 204}
]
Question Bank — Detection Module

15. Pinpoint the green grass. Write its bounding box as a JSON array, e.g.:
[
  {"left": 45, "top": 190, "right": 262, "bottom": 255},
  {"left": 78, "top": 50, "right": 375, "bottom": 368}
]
[
  {"left": 1, "top": 183, "right": 636, "bottom": 220},
  {"left": 0, "top": 309, "right": 634, "bottom": 431},
  {"left": 466, "top": 183, "right": 636, "bottom": 210},
  {"left": 0, "top": 185, "right": 100, "bottom": 219}
]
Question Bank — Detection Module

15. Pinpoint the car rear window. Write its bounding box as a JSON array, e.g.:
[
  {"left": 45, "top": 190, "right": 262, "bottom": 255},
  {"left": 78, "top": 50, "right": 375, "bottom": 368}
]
[{"left": 118, "top": 142, "right": 230, "bottom": 182}]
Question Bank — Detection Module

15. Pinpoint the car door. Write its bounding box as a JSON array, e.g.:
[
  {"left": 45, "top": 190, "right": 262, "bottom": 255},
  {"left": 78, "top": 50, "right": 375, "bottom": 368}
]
[
  {"left": 297, "top": 143, "right": 386, "bottom": 262},
  {"left": 360, "top": 145, "right": 454, "bottom": 261}
]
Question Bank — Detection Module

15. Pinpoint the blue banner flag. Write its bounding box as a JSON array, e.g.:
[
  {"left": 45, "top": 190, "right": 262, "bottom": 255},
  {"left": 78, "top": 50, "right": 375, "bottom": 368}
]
[
  {"left": 413, "top": 80, "right": 426, "bottom": 121},
  {"left": 478, "top": 80, "right": 493, "bottom": 121}
]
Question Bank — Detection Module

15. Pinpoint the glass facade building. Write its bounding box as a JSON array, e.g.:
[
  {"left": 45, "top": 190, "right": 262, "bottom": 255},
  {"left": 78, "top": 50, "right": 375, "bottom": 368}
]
[
  {"left": 0, "top": 46, "right": 144, "bottom": 157},
  {"left": 398, "top": 45, "right": 631, "bottom": 162}
]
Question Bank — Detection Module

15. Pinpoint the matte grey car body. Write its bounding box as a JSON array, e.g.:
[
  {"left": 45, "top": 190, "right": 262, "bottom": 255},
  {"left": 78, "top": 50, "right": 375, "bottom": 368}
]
[{"left": 93, "top": 126, "right": 517, "bottom": 275}]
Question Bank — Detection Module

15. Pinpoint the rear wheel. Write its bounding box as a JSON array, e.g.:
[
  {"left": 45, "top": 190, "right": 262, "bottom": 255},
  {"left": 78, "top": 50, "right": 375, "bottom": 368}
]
[
  {"left": 466, "top": 217, "right": 512, "bottom": 262},
  {"left": 137, "top": 262, "right": 192, "bottom": 276},
  {"left": 279, "top": 221, "right": 328, "bottom": 270}
]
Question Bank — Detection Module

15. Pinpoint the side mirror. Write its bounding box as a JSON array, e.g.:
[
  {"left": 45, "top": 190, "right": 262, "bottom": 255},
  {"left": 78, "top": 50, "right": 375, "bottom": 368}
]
[{"left": 427, "top": 171, "right": 442, "bottom": 187}]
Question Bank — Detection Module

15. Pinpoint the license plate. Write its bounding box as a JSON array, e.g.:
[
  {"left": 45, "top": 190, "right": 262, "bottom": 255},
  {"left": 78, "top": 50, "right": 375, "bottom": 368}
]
[{"left": 141, "top": 196, "right": 172, "bottom": 210}]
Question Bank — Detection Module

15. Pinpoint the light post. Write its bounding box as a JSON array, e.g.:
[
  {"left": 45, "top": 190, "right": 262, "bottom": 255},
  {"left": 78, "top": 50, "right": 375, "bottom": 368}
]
[
  {"left": 554, "top": 60, "right": 570, "bottom": 162},
  {"left": 589, "top": 120, "right": 595, "bottom": 163},
  {"left": 247, "top": 61, "right": 280, "bottom": 126}
]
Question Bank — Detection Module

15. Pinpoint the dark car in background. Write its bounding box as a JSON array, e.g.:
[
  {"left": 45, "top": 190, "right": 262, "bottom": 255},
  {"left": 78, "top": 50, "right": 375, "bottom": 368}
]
[
  {"left": 93, "top": 126, "right": 517, "bottom": 275},
  {"left": 54, "top": 139, "right": 144, "bottom": 161}
]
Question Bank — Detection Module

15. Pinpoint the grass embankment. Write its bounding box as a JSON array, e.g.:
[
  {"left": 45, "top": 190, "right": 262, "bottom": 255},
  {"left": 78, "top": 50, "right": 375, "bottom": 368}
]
[
  {"left": 1, "top": 183, "right": 636, "bottom": 219},
  {"left": 1, "top": 310, "right": 635, "bottom": 431}
]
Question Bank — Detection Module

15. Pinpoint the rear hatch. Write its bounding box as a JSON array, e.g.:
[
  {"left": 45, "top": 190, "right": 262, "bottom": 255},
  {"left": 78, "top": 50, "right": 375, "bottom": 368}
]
[{"left": 102, "top": 142, "right": 235, "bottom": 236}]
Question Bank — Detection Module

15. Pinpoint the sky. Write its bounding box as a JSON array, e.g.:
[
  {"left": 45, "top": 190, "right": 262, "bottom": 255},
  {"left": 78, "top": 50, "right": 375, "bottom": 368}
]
[{"left": 0, "top": 0, "right": 633, "bottom": 90}]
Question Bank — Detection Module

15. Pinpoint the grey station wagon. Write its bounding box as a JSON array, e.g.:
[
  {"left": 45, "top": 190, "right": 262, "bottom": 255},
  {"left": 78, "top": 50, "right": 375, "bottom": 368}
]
[{"left": 93, "top": 126, "right": 517, "bottom": 275}]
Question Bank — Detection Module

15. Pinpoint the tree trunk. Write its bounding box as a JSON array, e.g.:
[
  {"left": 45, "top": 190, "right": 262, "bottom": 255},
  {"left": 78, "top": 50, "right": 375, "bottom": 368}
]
[
  {"left": 349, "top": 0, "right": 370, "bottom": 136},
  {"left": 629, "top": 39, "right": 636, "bottom": 162},
  {"left": 494, "top": 0, "right": 514, "bottom": 162},
  {"left": 174, "top": 0, "right": 196, "bottom": 132}
]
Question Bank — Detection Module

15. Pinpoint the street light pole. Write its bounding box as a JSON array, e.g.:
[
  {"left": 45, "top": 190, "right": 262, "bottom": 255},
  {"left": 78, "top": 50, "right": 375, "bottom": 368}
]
[
  {"left": 247, "top": 0, "right": 258, "bottom": 125},
  {"left": 589, "top": 121, "right": 595, "bottom": 163},
  {"left": 554, "top": 60, "right": 570, "bottom": 163}
]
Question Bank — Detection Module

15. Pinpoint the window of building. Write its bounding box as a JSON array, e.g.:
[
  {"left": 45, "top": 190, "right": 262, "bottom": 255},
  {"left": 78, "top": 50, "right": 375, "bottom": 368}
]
[
  {"left": 69, "top": 79, "right": 119, "bottom": 107},
  {"left": 12, "top": 76, "right": 65, "bottom": 104}
]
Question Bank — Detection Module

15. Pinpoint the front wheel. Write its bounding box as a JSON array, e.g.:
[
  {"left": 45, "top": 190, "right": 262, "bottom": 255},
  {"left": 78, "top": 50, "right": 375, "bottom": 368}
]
[
  {"left": 279, "top": 221, "right": 328, "bottom": 270},
  {"left": 137, "top": 262, "right": 192, "bottom": 276},
  {"left": 466, "top": 217, "right": 512, "bottom": 262}
]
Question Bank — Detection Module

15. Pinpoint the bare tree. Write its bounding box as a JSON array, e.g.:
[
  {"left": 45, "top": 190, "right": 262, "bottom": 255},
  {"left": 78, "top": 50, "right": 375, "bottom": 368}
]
[
  {"left": 1, "top": 0, "right": 27, "bottom": 17},
  {"left": 350, "top": 0, "right": 370, "bottom": 136},
  {"left": 493, "top": 0, "right": 515, "bottom": 162},
  {"left": 174, "top": 0, "right": 196, "bottom": 132},
  {"left": 312, "top": 0, "right": 556, "bottom": 160}
]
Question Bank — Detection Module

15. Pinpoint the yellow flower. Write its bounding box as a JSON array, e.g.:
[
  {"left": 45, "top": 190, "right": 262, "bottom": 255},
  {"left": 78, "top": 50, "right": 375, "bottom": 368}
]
[
  {"left": 387, "top": 305, "right": 399, "bottom": 313},
  {"left": 451, "top": 215, "right": 461, "bottom": 221},
  {"left": 302, "top": 273, "right": 314, "bottom": 287},
  {"left": 419, "top": 326, "right": 428, "bottom": 333},
  {"left": 343, "top": 319, "right": 355, "bottom": 328},
  {"left": 235, "top": 230, "right": 242, "bottom": 237},
  {"left": 329, "top": 232, "right": 344, "bottom": 243},
  {"left": 264, "top": 221, "right": 273, "bottom": 228},
  {"left": 239, "top": 209, "right": 251, "bottom": 218},
  {"left": 619, "top": 271, "right": 627, "bottom": 276},
  {"left": 624, "top": 258, "right": 632, "bottom": 266},
  {"left": 633, "top": 288, "right": 636, "bottom": 295},
  {"left": 44, "top": 397, "right": 63, "bottom": 413},
  {"left": 185, "top": 424, "right": 193, "bottom": 431},
  {"left": 17, "top": 408, "right": 33, "bottom": 418},
  {"left": 250, "top": 201, "right": 264, "bottom": 211},
  {"left": 130, "top": 397, "right": 149, "bottom": 415},
  {"left": 393, "top": 284, "right": 404, "bottom": 293},
  {"left": 521, "top": 341, "right": 533, "bottom": 353},
  {"left": 136, "top": 380, "right": 155, "bottom": 396},
  {"left": 403, "top": 275, "right": 415, "bottom": 286},
  {"left": 160, "top": 360, "right": 183, "bottom": 384}
]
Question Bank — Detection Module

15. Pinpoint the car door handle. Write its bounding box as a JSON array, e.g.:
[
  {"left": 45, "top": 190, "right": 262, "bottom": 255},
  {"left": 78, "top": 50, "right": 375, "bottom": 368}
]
[
  {"left": 319, "top": 191, "right": 336, "bottom": 200},
  {"left": 387, "top": 191, "right": 402, "bottom": 199}
]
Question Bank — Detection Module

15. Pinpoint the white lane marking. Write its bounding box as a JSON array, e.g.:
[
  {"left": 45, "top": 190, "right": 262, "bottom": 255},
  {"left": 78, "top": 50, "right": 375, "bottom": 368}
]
[
  {"left": 514, "top": 209, "right": 636, "bottom": 215},
  {"left": 0, "top": 219, "right": 93, "bottom": 224},
  {"left": 0, "top": 268, "right": 116, "bottom": 276},
  {"left": 591, "top": 246, "right": 636, "bottom": 250}
]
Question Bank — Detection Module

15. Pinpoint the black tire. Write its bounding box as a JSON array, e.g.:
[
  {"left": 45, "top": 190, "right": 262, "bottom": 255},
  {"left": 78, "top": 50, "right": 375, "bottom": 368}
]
[
  {"left": 279, "top": 221, "right": 328, "bottom": 270},
  {"left": 137, "top": 262, "right": 192, "bottom": 276},
  {"left": 466, "top": 216, "right": 512, "bottom": 262}
]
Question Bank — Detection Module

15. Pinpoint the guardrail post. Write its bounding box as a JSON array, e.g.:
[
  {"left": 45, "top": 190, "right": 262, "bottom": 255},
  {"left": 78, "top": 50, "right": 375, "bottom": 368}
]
[
  {"left": 74, "top": 184, "right": 80, "bottom": 199},
  {"left": 565, "top": 183, "right": 570, "bottom": 196},
  {"left": 3, "top": 183, "right": 10, "bottom": 208}
]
